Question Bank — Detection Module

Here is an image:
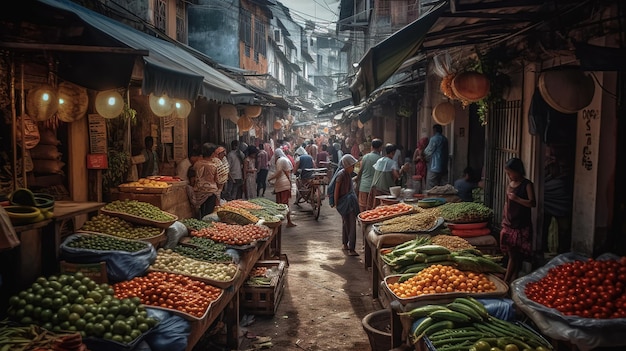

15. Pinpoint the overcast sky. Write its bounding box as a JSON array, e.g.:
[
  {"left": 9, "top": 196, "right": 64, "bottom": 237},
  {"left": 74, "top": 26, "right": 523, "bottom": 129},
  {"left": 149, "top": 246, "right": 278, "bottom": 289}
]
[{"left": 279, "top": 0, "right": 340, "bottom": 30}]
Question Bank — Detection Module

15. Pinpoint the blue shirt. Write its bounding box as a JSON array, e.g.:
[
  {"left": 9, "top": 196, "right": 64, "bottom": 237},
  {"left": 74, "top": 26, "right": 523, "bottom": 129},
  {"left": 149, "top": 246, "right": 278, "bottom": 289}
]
[
  {"left": 296, "top": 155, "right": 315, "bottom": 179},
  {"left": 423, "top": 132, "right": 449, "bottom": 173}
]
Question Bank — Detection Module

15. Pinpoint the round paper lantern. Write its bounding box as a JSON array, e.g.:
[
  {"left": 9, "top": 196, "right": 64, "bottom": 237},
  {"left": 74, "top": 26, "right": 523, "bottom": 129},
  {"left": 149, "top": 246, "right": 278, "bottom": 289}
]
[
  {"left": 26, "top": 84, "right": 59, "bottom": 121},
  {"left": 57, "top": 82, "right": 88, "bottom": 122},
  {"left": 149, "top": 93, "right": 175, "bottom": 117},
  {"left": 432, "top": 101, "right": 455, "bottom": 125},
  {"left": 228, "top": 115, "right": 239, "bottom": 124},
  {"left": 273, "top": 120, "right": 283, "bottom": 130},
  {"left": 219, "top": 104, "right": 238, "bottom": 120},
  {"left": 538, "top": 69, "right": 595, "bottom": 114},
  {"left": 451, "top": 71, "right": 490, "bottom": 102},
  {"left": 95, "top": 89, "right": 124, "bottom": 119},
  {"left": 172, "top": 99, "right": 192, "bottom": 118},
  {"left": 237, "top": 116, "right": 253, "bottom": 131},
  {"left": 244, "top": 105, "right": 262, "bottom": 118}
]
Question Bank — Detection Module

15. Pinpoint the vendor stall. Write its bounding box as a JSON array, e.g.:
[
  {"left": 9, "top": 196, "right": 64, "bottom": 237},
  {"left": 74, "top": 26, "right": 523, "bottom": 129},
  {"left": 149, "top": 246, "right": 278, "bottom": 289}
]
[{"left": 113, "top": 178, "right": 194, "bottom": 220}]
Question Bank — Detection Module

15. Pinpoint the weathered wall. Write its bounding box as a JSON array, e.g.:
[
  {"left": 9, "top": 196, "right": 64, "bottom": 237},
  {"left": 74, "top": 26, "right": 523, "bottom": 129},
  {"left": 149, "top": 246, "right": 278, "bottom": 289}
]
[{"left": 188, "top": 0, "right": 240, "bottom": 67}]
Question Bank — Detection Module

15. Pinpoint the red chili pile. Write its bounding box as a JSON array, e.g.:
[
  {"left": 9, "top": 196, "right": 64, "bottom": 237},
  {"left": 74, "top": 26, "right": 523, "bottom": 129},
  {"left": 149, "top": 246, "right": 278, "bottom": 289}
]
[{"left": 524, "top": 257, "right": 626, "bottom": 319}]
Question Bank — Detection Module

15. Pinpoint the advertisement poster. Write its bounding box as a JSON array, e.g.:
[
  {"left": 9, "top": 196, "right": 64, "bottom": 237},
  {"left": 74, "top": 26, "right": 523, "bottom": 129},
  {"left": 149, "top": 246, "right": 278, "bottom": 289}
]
[{"left": 87, "top": 114, "right": 107, "bottom": 154}]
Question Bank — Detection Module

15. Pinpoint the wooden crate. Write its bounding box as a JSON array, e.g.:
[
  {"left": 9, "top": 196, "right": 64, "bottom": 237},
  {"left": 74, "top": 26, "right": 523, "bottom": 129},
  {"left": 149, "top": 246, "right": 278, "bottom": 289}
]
[{"left": 240, "top": 258, "right": 288, "bottom": 315}]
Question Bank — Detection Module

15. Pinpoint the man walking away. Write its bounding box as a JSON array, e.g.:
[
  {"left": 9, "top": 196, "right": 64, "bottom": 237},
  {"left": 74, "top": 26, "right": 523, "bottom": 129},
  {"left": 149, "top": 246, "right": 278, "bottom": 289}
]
[
  {"left": 226, "top": 140, "right": 244, "bottom": 200},
  {"left": 355, "top": 138, "right": 383, "bottom": 212},
  {"left": 256, "top": 142, "right": 269, "bottom": 197},
  {"left": 423, "top": 124, "right": 449, "bottom": 189}
]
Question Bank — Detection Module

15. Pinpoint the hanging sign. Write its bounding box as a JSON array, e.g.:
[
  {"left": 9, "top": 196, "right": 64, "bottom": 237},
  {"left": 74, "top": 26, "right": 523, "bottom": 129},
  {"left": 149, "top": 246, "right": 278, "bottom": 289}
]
[
  {"left": 173, "top": 118, "right": 187, "bottom": 162},
  {"left": 86, "top": 153, "right": 108, "bottom": 169},
  {"left": 88, "top": 114, "right": 107, "bottom": 154}
]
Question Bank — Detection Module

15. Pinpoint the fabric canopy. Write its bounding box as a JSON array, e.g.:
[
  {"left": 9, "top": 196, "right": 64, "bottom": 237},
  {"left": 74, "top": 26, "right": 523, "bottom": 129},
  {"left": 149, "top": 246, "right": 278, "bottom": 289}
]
[
  {"left": 40, "top": 0, "right": 255, "bottom": 104},
  {"left": 349, "top": 1, "right": 447, "bottom": 104}
]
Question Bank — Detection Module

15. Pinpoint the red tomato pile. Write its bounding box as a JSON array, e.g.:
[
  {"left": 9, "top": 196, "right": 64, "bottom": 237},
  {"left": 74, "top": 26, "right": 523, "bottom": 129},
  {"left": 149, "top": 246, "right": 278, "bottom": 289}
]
[
  {"left": 113, "top": 271, "right": 222, "bottom": 318},
  {"left": 524, "top": 257, "right": 626, "bottom": 319}
]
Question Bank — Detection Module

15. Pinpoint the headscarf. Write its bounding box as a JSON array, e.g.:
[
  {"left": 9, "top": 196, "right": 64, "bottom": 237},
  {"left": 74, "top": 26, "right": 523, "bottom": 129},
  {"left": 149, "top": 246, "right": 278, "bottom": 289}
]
[
  {"left": 417, "top": 137, "right": 429, "bottom": 150},
  {"left": 341, "top": 154, "right": 358, "bottom": 169},
  {"left": 274, "top": 148, "right": 286, "bottom": 159},
  {"left": 295, "top": 146, "right": 307, "bottom": 156}
]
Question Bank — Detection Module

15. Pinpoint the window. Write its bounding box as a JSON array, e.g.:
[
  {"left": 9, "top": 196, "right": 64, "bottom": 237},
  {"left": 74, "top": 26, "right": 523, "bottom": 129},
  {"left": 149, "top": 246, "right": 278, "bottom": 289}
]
[
  {"left": 274, "top": 29, "right": 281, "bottom": 42},
  {"left": 154, "top": 0, "right": 166, "bottom": 32},
  {"left": 254, "top": 18, "right": 266, "bottom": 56},
  {"left": 317, "top": 54, "right": 323, "bottom": 71},
  {"left": 176, "top": 0, "right": 186, "bottom": 43},
  {"left": 377, "top": 0, "right": 390, "bottom": 17},
  {"left": 239, "top": 9, "right": 252, "bottom": 45},
  {"left": 274, "top": 60, "right": 280, "bottom": 79}
]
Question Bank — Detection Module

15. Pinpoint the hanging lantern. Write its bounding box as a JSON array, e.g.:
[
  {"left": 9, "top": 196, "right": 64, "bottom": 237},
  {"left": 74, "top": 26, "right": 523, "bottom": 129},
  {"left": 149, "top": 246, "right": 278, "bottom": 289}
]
[
  {"left": 219, "top": 104, "right": 238, "bottom": 120},
  {"left": 432, "top": 101, "right": 456, "bottom": 125},
  {"left": 172, "top": 99, "right": 192, "bottom": 118},
  {"left": 57, "top": 82, "right": 88, "bottom": 123},
  {"left": 149, "top": 93, "right": 175, "bottom": 117},
  {"left": 273, "top": 120, "right": 283, "bottom": 130},
  {"left": 237, "top": 116, "right": 253, "bottom": 131},
  {"left": 244, "top": 105, "right": 262, "bottom": 118},
  {"left": 451, "top": 71, "right": 490, "bottom": 102},
  {"left": 228, "top": 114, "right": 239, "bottom": 124},
  {"left": 357, "top": 120, "right": 364, "bottom": 129},
  {"left": 95, "top": 89, "right": 124, "bottom": 119},
  {"left": 26, "top": 84, "right": 59, "bottom": 121}
]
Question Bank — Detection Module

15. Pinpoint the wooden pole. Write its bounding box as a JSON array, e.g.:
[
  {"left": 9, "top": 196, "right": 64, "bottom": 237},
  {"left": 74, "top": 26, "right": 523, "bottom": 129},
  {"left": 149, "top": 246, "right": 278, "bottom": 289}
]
[
  {"left": 20, "top": 61, "right": 27, "bottom": 188},
  {"left": 10, "top": 56, "right": 17, "bottom": 190}
]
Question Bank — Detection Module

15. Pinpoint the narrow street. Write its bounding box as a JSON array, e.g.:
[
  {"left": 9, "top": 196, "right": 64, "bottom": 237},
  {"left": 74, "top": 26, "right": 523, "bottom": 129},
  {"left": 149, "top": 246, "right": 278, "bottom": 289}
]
[{"left": 234, "top": 188, "right": 381, "bottom": 351}]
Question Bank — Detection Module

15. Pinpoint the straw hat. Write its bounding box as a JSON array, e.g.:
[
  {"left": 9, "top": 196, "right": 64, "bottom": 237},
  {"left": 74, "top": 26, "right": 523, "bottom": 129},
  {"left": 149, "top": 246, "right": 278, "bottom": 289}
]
[
  {"left": 95, "top": 90, "right": 124, "bottom": 119},
  {"left": 57, "top": 81, "right": 88, "bottom": 122},
  {"left": 26, "top": 84, "right": 59, "bottom": 121},
  {"left": 244, "top": 105, "right": 262, "bottom": 118},
  {"left": 148, "top": 93, "right": 175, "bottom": 117},
  {"left": 172, "top": 99, "right": 192, "bottom": 118},
  {"left": 219, "top": 104, "right": 238, "bottom": 120},
  {"left": 538, "top": 68, "right": 595, "bottom": 114},
  {"left": 237, "top": 116, "right": 253, "bottom": 131},
  {"left": 432, "top": 101, "right": 455, "bottom": 125}
]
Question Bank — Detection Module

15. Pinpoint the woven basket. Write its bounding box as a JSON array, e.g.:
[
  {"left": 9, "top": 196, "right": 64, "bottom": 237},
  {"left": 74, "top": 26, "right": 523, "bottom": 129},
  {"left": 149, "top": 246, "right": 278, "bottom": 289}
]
[{"left": 361, "top": 310, "right": 391, "bottom": 351}]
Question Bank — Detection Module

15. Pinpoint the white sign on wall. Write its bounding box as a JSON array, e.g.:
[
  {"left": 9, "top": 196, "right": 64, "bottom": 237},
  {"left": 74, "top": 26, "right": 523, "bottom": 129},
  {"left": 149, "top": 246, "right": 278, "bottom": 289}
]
[{"left": 571, "top": 72, "right": 602, "bottom": 255}]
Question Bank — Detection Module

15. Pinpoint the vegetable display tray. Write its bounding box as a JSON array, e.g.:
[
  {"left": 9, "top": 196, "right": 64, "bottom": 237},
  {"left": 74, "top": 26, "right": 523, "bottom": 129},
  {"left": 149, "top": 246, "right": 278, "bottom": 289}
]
[
  {"left": 372, "top": 217, "right": 445, "bottom": 235},
  {"left": 83, "top": 319, "right": 159, "bottom": 351},
  {"left": 147, "top": 266, "right": 241, "bottom": 289},
  {"left": 76, "top": 229, "right": 166, "bottom": 249},
  {"left": 445, "top": 222, "right": 488, "bottom": 230},
  {"left": 100, "top": 208, "right": 177, "bottom": 229},
  {"left": 358, "top": 207, "right": 416, "bottom": 225},
  {"left": 145, "top": 288, "right": 224, "bottom": 321},
  {"left": 383, "top": 273, "right": 508, "bottom": 305},
  {"left": 118, "top": 185, "right": 172, "bottom": 193}
]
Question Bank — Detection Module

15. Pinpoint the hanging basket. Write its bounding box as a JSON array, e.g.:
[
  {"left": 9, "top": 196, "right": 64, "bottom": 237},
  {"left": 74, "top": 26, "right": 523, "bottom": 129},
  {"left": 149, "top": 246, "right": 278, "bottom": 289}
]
[
  {"left": 57, "top": 81, "right": 89, "bottom": 123},
  {"left": 432, "top": 101, "right": 455, "bottom": 125},
  {"left": 26, "top": 84, "right": 59, "bottom": 122},
  {"left": 219, "top": 104, "right": 238, "bottom": 120},
  {"left": 273, "top": 120, "right": 283, "bottom": 130},
  {"left": 95, "top": 90, "right": 124, "bottom": 119},
  {"left": 237, "top": 116, "right": 253, "bottom": 131},
  {"left": 451, "top": 71, "right": 490, "bottom": 102},
  {"left": 172, "top": 99, "right": 192, "bottom": 118},
  {"left": 538, "top": 68, "right": 595, "bottom": 114},
  {"left": 149, "top": 93, "right": 175, "bottom": 117},
  {"left": 244, "top": 105, "right": 262, "bottom": 118}
]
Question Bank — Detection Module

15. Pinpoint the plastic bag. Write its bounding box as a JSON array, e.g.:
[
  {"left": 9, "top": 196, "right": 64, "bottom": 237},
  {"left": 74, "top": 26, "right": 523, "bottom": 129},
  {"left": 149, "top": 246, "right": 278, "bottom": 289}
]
[
  {"left": 144, "top": 307, "right": 191, "bottom": 351},
  {"left": 163, "top": 221, "right": 188, "bottom": 249},
  {"left": 59, "top": 233, "right": 157, "bottom": 283}
]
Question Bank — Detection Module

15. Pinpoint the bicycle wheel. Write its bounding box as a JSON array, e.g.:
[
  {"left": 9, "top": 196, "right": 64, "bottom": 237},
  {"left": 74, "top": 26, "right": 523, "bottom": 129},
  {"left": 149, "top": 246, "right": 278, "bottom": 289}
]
[{"left": 312, "top": 185, "right": 321, "bottom": 220}]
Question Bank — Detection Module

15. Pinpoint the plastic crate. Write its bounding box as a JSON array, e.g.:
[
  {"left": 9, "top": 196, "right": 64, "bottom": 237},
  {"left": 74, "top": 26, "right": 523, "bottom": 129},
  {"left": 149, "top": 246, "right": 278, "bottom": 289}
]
[{"left": 240, "top": 257, "right": 288, "bottom": 315}]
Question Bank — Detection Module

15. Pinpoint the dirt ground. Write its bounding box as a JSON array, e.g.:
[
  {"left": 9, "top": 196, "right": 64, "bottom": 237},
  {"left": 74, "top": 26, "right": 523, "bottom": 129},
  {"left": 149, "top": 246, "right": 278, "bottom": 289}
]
[{"left": 233, "top": 191, "right": 383, "bottom": 351}]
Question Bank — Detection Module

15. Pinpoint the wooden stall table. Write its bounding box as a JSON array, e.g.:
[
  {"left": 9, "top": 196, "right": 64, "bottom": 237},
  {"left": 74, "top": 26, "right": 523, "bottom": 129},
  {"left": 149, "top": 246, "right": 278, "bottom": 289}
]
[
  {"left": 185, "top": 222, "right": 283, "bottom": 350},
  {"left": 113, "top": 181, "right": 193, "bottom": 219}
]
